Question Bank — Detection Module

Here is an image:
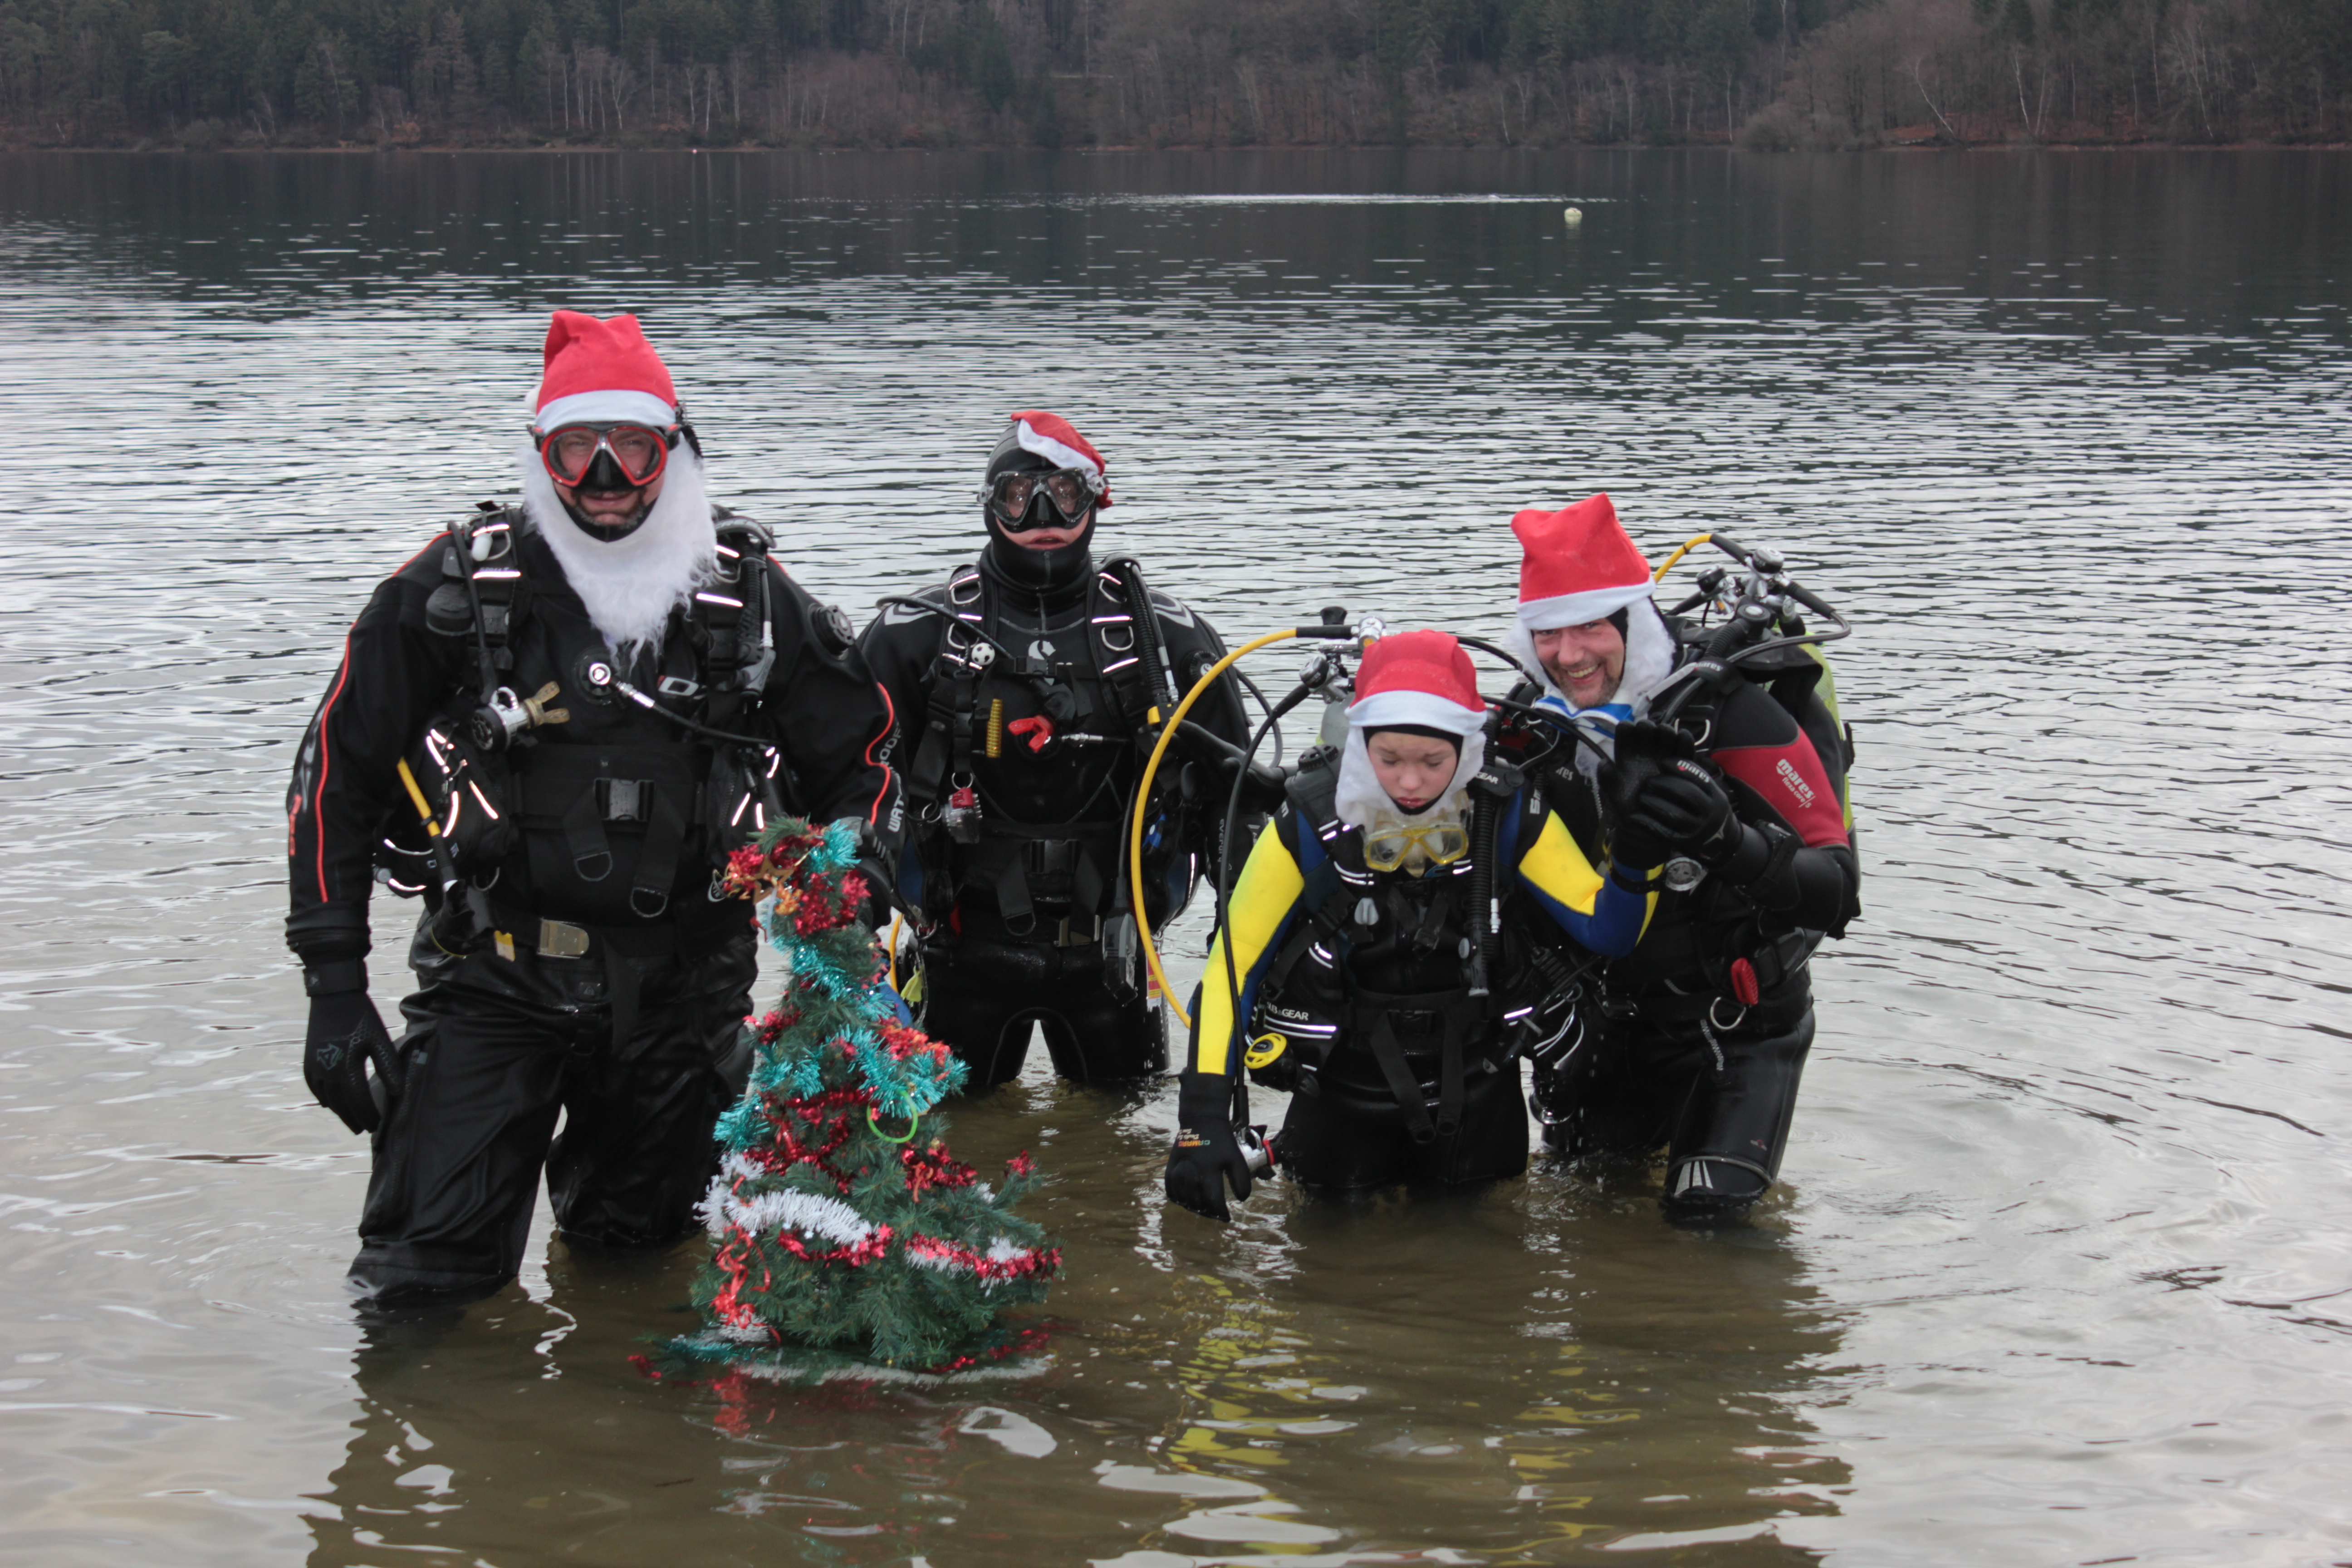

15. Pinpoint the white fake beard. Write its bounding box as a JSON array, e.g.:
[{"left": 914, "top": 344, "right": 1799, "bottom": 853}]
[{"left": 519, "top": 440, "right": 718, "bottom": 659}]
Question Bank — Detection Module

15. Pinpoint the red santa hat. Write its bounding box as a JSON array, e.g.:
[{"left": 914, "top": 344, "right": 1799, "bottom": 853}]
[
  {"left": 1347, "top": 630, "right": 1488, "bottom": 737},
  {"left": 1004, "top": 410, "right": 1112, "bottom": 506},
  {"left": 532, "top": 311, "right": 680, "bottom": 430},
  {"left": 1512, "top": 494, "right": 1653, "bottom": 630}
]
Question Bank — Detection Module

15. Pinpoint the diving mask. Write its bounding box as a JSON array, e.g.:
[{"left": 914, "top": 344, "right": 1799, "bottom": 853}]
[
  {"left": 1361, "top": 816, "right": 1470, "bottom": 874},
  {"left": 537, "top": 421, "right": 680, "bottom": 489},
  {"left": 979, "top": 467, "right": 1102, "bottom": 531}
]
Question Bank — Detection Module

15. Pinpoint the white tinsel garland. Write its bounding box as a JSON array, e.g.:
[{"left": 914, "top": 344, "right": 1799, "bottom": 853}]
[{"left": 697, "top": 1159, "right": 879, "bottom": 1247}]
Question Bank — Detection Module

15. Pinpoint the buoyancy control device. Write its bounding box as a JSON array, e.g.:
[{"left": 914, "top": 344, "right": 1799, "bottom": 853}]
[
  {"left": 889, "top": 555, "right": 1232, "bottom": 959},
  {"left": 379, "top": 504, "right": 798, "bottom": 940}
]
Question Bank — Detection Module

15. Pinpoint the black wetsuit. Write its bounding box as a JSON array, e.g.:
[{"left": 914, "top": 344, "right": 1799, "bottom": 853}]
[
  {"left": 857, "top": 538, "right": 1251, "bottom": 1090},
  {"left": 285, "top": 509, "right": 897, "bottom": 1307},
  {"left": 1531, "top": 636, "right": 1859, "bottom": 1213}
]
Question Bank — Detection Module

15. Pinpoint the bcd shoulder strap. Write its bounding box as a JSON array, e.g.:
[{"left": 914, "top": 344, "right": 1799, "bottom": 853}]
[
  {"left": 422, "top": 504, "right": 524, "bottom": 698},
  {"left": 696, "top": 514, "right": 778, "bottom": 724},
  {"left": 905, "top": 566, "right": 988, "bottom": 813},
  {"left": 1091, "top": 563, "right": 1168, "bottom": 740},
  {"left": 425, "top": 505, "right": 778, "bottom": 718},
  {"left": 1256, "top": 752, "right": 1361, "bottom": 997}
]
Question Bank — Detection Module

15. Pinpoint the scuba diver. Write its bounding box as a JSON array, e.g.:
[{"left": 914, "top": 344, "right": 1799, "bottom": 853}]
[
  {"left": 1162, "top": 630, "right": 1650, "bottom": 1218},
  {"left": 857, "top": 412, "right": 1258, "bottom": 1091},
  {"left": 1501, "top": 495, "right": 1860, "bottom": 1221},
  {"left": 284, "top": 311, "right": 899, "bottom": 1310}
]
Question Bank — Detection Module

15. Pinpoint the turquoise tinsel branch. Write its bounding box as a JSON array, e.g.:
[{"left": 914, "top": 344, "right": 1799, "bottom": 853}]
[{"left": 712, "top": 1096, "right": 764, "bottom": 1152}]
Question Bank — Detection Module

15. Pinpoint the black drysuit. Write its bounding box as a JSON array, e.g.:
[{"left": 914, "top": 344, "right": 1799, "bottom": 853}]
[
  {"left": 285, "top": 510, "right": 897, "bottom": 1307},
  {"left": 1532, "top": 650, "right": 1859, "bottom": 1214},
  {"left": 857, "top": 540, "right": 1252, "bottom": 1090}
]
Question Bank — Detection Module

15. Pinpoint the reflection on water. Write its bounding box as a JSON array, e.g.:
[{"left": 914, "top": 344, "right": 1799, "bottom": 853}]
[
  {"left": 2, "top": 148, "right": 2350, "bottom": 1566},
  {"left": 309, "top": 1087, "right": 1846, "bottom": 1564}
]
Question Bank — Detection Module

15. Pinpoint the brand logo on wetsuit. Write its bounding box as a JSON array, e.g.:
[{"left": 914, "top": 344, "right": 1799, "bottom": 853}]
[{"left": 1775, "top": 757, "right": 1816, "bottom": 808}]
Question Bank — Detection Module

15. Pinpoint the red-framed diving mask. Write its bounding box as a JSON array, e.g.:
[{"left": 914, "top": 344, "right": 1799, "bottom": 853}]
[{"left": 534, "top": 421, "right": 681, "bottom": 490}]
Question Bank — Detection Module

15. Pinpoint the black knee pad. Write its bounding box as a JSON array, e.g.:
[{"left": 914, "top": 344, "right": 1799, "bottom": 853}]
[
  {"left": 922, "top": 939, "right": 1054, "bottom": 1090},
  {"left": 1038, "top": 986, "right": 1165, "bottom": 1083},
  {"left": 1662, "top": 1004, "right": 1814, "bottom": 1216}
]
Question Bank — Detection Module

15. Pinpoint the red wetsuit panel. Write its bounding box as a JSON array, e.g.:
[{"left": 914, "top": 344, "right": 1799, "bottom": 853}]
[{"left": 1712, "top": 736, "right": 1848, "bottom": 848}]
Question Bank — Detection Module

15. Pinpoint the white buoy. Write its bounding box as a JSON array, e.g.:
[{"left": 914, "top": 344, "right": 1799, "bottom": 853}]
[{"left": 1563, "top": 206, "right": 1584, "bottom": 227}]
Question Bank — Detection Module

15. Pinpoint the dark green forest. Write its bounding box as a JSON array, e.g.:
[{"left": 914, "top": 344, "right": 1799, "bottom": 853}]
[{"left": 3, "top": 0, "right": 2345, "bottom": 149}]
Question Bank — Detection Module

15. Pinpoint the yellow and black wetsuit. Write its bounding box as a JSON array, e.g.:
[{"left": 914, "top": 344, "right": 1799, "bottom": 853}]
[{"left": 1185, "top": 769, "right": 1649, "bottom": 1191}]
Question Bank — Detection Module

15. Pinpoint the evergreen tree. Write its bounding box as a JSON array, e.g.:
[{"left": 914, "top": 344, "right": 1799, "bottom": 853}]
[{"left": 662, "top": 818, "right": 1059, "bottom": 1377}]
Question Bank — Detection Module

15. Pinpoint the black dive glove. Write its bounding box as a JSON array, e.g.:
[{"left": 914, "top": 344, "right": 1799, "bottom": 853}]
[
  {"left": 1634, "top": 762, "right": 1815, "bottom": 913},
  {"left": 1627, "top": 760, "right": 1740, "bottom": 864},
  {"left": 1608, "top": 815, "right": 1673, "bottom": 874},
  {"left": 302, "top": 963, "right": 402, "bottom": 1136},
  {"left": 1172, "top": 721, "right": 1289, "bottom": 814},
  {"left": 1600, "top": 718, "right": 1698, "bottom": 870},
  {"left": 1165, "top": 1070, "right": 1253, "bottom": 1222}
]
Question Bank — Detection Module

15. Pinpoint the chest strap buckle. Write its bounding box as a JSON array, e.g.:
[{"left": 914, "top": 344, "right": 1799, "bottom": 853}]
[{"left": 596, "top": 777, "right": 653, "bottom": 823}]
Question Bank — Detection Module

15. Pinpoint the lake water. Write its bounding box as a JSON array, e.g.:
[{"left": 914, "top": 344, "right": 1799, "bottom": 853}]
[{"left": 1, "top": 147, "right": 2348, "bottom": 1567}]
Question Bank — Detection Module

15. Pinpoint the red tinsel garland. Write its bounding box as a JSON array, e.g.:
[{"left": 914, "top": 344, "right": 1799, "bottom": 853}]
[
  {"left": 877, "top": 1018, "right": 951, "bottom": 1067},
  {"left": 756, "top": 1220, "right": 895, "bottom": 1268},
  {"left": 793, "top": 869, "right": 868, "bottom": 936},
  {"left": 748, "top": 1085, "right": 875, "bottom": 1193},
  {"left": 900, "top": 1142, "right": 977, "bottom": 1195},
  {"left": 706, "top": 1233, "right": 778, "bottom": 1340},
  {"left": 902, "top": 1233, "right": 1063, "bottom": 1282}
]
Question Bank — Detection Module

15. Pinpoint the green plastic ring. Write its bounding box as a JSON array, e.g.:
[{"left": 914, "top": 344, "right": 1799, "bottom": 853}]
[{"left": 867, "top": 1107, "right": 921, "bottom": 1145}]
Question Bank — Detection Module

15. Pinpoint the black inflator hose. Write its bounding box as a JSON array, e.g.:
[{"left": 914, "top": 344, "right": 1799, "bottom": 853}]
[{"left": 1464, "top": 733, "right": 1504, "bottom": 1001}]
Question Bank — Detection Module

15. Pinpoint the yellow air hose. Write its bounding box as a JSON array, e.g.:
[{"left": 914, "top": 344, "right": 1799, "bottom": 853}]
[
  {"left": 1651, "top": 532, "right": 1715, "bottom": 584},
  {"left": 1128, "top": 627, "right": 1308, "bottom": 1032}
]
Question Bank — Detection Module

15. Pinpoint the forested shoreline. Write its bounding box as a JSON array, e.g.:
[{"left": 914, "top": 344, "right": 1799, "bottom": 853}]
[{"left": 2, "top": 0, "right": 2344, "bottom": 152}]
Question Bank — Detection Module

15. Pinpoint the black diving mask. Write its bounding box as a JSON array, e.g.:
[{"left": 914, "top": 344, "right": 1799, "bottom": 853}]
[{"left": 980, "top": 468, "right": 1102, "bottom": 531}]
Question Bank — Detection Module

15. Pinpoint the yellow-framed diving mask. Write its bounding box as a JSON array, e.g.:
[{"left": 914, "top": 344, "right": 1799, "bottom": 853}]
[{"left": 1360, "top": 817, "right": 1470, "bottom": 874}]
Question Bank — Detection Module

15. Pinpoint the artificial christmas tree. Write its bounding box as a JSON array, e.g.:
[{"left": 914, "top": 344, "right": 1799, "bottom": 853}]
[{"left": 662, "top": 818, "right": 1059, "bottom": 1374}]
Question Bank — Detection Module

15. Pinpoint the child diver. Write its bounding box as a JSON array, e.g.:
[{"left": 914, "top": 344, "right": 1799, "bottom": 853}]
[{"left": 1163, "top": 630, "right": 1650, "bottom": 1219}]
